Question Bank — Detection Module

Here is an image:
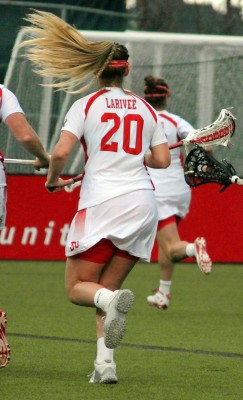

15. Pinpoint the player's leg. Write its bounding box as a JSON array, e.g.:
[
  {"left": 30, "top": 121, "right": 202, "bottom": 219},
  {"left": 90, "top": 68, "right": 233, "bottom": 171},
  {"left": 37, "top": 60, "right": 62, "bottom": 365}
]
[
  {"left": 65, "top": 240, "right": 137, "bottom": 383},
  {"left": 166, "top": 225, "right": 212, "bottom": 275},
  {"left": 147, "top": 218, "right": 183, "bottom": 309},
  {"left": 90, "top": 252, "right": 137, "bottom": 384},
  {"left": 65, "top": 239, "right": 135, "bottom": 310},
  {"left": 147, "top": 218, "right": 212, "bottom": 310}
]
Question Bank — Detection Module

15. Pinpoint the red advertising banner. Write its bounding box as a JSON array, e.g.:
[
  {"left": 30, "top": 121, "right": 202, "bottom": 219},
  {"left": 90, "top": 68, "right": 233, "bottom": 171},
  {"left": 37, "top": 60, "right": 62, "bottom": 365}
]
[
  {"left": 151, "top": 180, "right": 243, "bottom": 263},
  {"left": 0, "top": 175, "right": 243, "bottom": 262},
  {"left": 0, "top": 175, "right": 79, "bottom": 260}
]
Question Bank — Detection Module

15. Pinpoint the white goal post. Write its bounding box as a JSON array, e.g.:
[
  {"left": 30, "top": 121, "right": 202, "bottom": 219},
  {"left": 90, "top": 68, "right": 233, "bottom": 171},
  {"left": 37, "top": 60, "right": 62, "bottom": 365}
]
[{"left": 2, "top": 28, "right": 243, "bottom": 175}]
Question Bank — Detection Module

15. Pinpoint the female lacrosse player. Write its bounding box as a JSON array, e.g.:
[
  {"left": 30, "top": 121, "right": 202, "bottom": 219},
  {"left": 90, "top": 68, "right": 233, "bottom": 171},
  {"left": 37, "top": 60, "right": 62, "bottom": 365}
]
[
  {"left": 21, "top": 10, "right": 170, "bottom": 384},
  {"left": 144, "top": 75, "right": 212, "bottom": 311},
  {"left": 0, "top": 84, "right": 49, "bottom": 368}
]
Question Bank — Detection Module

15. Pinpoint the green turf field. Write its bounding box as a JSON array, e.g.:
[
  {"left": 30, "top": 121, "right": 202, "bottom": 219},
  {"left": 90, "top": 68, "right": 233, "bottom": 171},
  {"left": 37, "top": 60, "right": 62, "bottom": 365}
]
[{"left": 0, "top": 261, "right": 242, "bottom": 400}]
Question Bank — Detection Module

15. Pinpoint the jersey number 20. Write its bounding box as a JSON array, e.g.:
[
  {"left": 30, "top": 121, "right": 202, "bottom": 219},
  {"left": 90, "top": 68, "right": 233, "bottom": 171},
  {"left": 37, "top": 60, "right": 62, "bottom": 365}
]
[{"left": 100, "top": 112, "right": 144, "bottom": 155}]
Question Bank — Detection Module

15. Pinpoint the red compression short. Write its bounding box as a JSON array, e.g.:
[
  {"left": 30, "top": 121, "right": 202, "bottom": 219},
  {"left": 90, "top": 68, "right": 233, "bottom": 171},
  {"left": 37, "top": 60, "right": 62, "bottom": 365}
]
[
  {"left": 157, "top": 215, "right": 181, "bottom": 232},
  {"left": 75, "top": 238, "right": 138, "bottom": 264}
]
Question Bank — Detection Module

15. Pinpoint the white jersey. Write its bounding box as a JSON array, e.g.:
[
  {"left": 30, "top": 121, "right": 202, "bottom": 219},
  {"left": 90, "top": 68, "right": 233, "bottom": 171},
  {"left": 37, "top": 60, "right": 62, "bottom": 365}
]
[
  {"left": 147, "top": 110, "right": 194, "bottom": 220},
  {"left": 0, "top": 84, "right": 24, "bottom": 226},
  {"left": 0, "top": 85, "right": 24, "bottom": 188},
  {"left": 0, "top": 84, "right": 24, "bottom": 123},
  {"left": 62, "top": 87, "right": 167, "bottom": 210}
]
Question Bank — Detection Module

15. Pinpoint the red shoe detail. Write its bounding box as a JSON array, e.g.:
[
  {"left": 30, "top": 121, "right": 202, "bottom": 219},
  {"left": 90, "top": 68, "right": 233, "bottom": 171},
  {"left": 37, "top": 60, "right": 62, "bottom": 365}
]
[
  {"left": 0, "top": 311, "right": 11, "bottom": 368},
  {"left": 194, "top": 237, "right": 212, "bottom": 275}
]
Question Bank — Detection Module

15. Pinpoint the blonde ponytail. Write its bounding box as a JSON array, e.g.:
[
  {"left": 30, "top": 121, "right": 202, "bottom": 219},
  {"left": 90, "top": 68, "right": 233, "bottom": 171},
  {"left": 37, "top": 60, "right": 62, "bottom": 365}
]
[{"left": 21, "top": 10, "right": 116, "bottom": 93}]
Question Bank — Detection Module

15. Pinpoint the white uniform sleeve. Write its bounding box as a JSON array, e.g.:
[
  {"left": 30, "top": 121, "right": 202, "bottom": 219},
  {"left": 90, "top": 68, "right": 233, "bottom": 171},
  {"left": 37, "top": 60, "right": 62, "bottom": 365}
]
[
  {"left": 0, "top": 86, "right": 24, "bottom": 122},
  {"left": 177, "top": 117, "right": 194, "bottom": 140},
  {"left": 61, "top": 100, "right": 85, "bottom": 139},
  {"left": 151, "top": 119, "right": 168, "bottom": 148}
]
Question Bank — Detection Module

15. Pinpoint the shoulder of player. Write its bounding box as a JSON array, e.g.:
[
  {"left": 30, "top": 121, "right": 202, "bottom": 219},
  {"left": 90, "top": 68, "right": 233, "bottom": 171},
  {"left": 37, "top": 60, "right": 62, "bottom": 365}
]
[{"left": 160, "top": 110, "right": 180, "bottom": 121}]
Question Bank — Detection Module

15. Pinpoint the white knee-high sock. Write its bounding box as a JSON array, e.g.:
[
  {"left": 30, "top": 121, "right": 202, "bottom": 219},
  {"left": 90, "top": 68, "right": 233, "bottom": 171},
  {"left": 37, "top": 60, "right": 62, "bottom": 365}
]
[{"left": 96, "top": 337, "right": 114, "bottom": 364}]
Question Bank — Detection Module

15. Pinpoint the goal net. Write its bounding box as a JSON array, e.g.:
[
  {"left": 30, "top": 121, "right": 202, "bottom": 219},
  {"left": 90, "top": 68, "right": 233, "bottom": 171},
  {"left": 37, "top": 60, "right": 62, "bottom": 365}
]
[{"left": 2, "top": 29, "right": 243, "bottom": 176}]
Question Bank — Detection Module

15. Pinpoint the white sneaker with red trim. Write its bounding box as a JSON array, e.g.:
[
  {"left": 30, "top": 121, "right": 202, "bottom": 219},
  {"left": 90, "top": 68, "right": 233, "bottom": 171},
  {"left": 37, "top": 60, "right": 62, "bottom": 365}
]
[
  {"left": 194, "top": 237, "right": 212, "bottom": 274},
  {"left": 147, "top": 290, "right": 171, "bottom": 310},
  {"left": 0, "top": 311, "right": 11, "bottom": 368}
]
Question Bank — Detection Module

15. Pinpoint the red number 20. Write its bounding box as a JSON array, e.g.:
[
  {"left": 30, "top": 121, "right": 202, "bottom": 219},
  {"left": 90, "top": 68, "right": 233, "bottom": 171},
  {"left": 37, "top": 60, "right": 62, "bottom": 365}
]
[{"left": 100, "top": 112, "right": 144, "bottom": 155}]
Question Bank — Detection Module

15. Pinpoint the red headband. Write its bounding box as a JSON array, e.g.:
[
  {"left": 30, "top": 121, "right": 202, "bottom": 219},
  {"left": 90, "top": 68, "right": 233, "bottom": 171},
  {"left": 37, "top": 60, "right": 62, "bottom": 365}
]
[
  {"left": 144, "top": 85, "right": 170, "bottom": 97},
  {"left": 107, "top": 60, "right": 129, "bottom": 68},
  {"left": 144, "top": 93, "right": 168, "bottom": 98},
  {"left": 155, "top": 85, "right": 169, "bottom": 92}
]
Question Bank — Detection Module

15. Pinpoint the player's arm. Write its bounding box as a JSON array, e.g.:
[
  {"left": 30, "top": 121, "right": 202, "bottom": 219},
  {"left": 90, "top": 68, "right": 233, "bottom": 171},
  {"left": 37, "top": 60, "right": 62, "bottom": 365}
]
[
  {"left": 4, "top": 112, "right": 50, "bottom": 169},
  {"left": 145, "top": 112, "right": 170, "bottom": 168},
  {"left": 145, "top": 143, "right": 170, "bottom": 169},
  {"left": 45, "top": 130, "right": 78, "bottom": 191}
]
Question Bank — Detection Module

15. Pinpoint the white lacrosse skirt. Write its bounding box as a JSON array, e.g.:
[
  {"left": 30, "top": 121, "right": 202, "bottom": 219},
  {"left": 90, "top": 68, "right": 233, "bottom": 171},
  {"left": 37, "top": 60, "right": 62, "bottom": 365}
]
[
  {"left": 148, "top": 166, "right": 191, "bottom": 221},
  {"left": 65, "top": 189, "right": 158, "bottom": 262},
  {"left": 156, "top": 183, "right": 191, "bottom": 221},
  {"left": 0, "top": 163, "right": 7, "bottom": 230}
]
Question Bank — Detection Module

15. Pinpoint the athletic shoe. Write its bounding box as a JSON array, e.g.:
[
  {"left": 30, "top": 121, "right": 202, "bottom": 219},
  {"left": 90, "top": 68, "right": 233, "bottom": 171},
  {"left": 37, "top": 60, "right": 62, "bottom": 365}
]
[
  {"left": 194, "top": 237, "right": 212, "bottom": 275},
  {"left": 147, "top": 289, "right": 171, "bottom": 310},
  {"left": 0, "top": 310, "right": 11, "bottom": 368},
  {"left": 88, "top": 361, "right": 118, "bottom": 384},
  {"left": 103, "top": 289, "right": 134, "bottom": 349}
]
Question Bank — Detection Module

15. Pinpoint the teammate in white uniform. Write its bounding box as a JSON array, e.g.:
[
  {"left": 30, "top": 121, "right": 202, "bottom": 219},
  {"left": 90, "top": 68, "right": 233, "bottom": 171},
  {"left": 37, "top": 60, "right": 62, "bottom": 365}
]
[
  {"left": 143, "top": 75, "right": 212, "bottom": 311},
  {"left": 63, "top": 86, "right": 168, "bottom": 260},
  {"left": 0, "top": 84, "right": 49, "bottom": 368},
  {"left": 21, "top": 11, "right": 170, "bottom": 384}
]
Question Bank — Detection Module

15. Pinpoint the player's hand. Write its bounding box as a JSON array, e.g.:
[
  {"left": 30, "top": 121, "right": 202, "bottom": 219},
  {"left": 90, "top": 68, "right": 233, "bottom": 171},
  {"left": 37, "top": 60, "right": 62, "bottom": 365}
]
[
  {"left": 45, "top": 177, "right": 74, "bottom": 193},
  {"left": 34, "top": 154, "right": 50, "bottom": 171}
]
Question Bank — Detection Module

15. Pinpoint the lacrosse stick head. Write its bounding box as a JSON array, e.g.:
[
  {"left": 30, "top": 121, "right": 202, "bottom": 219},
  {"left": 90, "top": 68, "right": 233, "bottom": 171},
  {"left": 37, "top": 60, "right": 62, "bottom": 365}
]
[
  {"left": 184, "top": 147, "right": 236, "bottom": 192},
  {"left": 184, "top": 109, "right": 236, "bottom": 154}
]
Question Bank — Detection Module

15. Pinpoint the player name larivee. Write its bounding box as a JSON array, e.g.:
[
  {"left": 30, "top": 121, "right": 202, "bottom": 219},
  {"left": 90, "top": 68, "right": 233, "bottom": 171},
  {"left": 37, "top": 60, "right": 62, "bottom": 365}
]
[{"left": 106, "top": 98, "right": 137, "bottom": 109}]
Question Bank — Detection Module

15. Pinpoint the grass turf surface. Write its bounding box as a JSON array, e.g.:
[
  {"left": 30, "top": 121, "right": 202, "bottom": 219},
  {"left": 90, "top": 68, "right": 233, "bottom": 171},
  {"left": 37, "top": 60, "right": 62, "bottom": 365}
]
[{"left": 0, "top": 261, "right": 243, "bottom": 400}]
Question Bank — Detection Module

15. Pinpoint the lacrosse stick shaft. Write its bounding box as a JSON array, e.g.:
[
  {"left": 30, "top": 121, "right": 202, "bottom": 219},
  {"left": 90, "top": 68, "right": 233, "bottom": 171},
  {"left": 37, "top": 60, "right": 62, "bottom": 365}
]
[
  {"left": 65, "top": 180, "right": 81, "bottom": 193},
  {"left": 4, "top": 158, "right": 36, "bottom": 165},
  {"left": 54, "top": 173, "right": 84, "bottom": 192},
  {"left": 169, "top": 141, "right": 183, "bottom": 150},
  {"left": 71, "top": 173, "right": 84, "bottom": 183}
]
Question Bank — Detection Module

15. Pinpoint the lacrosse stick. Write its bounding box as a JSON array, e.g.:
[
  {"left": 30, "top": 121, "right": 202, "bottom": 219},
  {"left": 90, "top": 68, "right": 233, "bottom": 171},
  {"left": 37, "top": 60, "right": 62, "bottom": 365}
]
[
  {"left": 16, "top": 108, "right": 236, "bottom": 192},
  {"left": 184, "top": 147, "right": 243, "bottom": 192},
  {"left": 3, "top": 155, "right": 82, "bottom": 192},
  {"left": 63, "top": 108, "right": 236, "bottom": 191},
  {"left": 4, "top": 158, "right": 36, "bottom": 165},
  {"left": 169, "top": 108, "right": 236, "bottom": 152}
]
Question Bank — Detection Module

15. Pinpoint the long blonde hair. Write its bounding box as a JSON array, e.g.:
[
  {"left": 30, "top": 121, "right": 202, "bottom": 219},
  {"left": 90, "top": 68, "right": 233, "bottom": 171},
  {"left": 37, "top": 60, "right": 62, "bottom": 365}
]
[{"left": 20, "top": 10, "right": 117, "bottom": 93}]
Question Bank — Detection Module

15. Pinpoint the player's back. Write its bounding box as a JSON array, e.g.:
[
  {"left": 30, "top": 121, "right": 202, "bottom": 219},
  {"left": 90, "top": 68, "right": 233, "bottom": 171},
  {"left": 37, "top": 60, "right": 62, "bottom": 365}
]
[
  {"left": 72, "top": 87, "right": 166, "bottom": 208},
  {"left": 147, "top": 110, "right": 193, "bottom": 196}
]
